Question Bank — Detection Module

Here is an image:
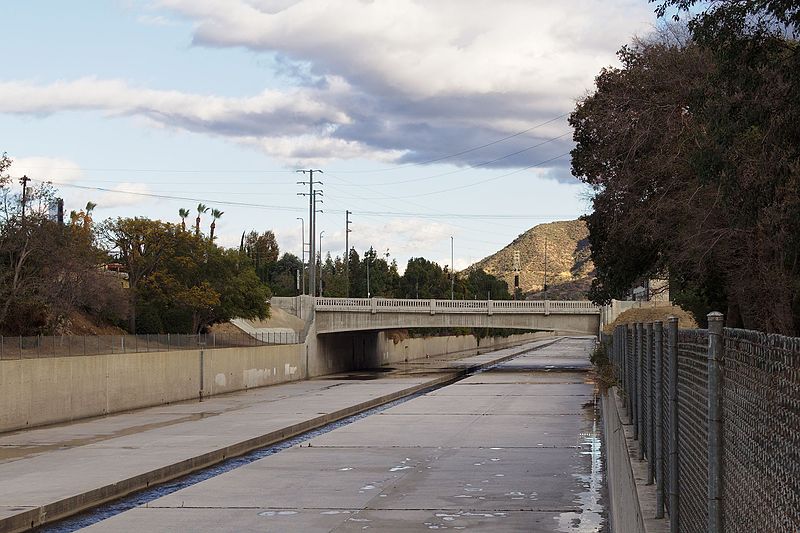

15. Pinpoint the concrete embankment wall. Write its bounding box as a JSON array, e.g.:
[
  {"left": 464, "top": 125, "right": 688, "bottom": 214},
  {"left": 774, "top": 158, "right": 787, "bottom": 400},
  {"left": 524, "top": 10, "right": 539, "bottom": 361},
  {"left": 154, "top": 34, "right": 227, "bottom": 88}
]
[
  {"left": 602, "top": 386, "right": 646, "bottom": 533},
  {"left": 0, "top": 330, "right": 551, "bottom": 434},
  {"left": 376, "top": 331, "right": 552, "bottom": 365},
  {"left": 0, "top": 344, "right": 305, "bottom": 434}
]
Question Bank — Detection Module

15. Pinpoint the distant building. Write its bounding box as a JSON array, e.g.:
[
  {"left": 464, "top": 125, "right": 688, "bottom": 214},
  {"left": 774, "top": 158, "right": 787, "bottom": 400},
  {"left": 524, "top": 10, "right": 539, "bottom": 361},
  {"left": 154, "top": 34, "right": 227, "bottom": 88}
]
[{"left": 629, "top": 277, "right": 670, "bottom": 302}]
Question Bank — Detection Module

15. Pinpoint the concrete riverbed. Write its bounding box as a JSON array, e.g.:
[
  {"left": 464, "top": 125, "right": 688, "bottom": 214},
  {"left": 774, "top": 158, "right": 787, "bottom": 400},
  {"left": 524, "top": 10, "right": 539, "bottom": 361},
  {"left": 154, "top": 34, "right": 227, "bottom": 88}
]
[
  {"left": 80, "top": 337, "right": 605, "bottom": 532},
  {"left": 0, "top": 339, "right": 560, "bottom": 532}
]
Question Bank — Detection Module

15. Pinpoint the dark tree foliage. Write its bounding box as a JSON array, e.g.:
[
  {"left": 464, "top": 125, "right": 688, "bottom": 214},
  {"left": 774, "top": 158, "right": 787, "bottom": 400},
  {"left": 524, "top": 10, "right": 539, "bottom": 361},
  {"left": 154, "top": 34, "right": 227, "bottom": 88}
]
[
  {"left": 573, "top": 2, "right": 800, "bottom": 334},
  {"left": 0, "top": 155, "right": 127, "bottom": 335}
]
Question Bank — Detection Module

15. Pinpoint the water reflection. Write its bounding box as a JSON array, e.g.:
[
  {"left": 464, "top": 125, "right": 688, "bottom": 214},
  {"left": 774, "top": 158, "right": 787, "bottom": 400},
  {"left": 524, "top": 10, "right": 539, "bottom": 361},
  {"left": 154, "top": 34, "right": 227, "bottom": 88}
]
[{"left": 555, "top": 393, "right": 607, "bottom": 532}]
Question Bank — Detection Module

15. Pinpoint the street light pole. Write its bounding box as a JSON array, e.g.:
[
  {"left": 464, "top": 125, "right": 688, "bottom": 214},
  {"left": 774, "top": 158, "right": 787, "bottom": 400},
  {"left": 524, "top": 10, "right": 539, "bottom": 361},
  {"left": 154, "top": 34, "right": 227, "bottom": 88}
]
[
  {"left": 296, "top": 217, "right": 305, "bottom": 295},
  {"left": 319, "top": 230, "right": 325, "bottom": 296},
  {"left": 450, "top": 236, "right": 455, "bottom": 300}
]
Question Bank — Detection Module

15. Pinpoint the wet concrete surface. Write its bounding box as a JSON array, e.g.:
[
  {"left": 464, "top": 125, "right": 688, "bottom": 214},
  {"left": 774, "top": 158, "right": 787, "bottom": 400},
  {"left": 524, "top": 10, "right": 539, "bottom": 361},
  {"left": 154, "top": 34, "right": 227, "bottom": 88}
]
[
  {"left": 82, "top": 337, "right": 606, "bottom": 532},
  {"left": 0, "top": 339, "right": 554, "bottom": 532}
]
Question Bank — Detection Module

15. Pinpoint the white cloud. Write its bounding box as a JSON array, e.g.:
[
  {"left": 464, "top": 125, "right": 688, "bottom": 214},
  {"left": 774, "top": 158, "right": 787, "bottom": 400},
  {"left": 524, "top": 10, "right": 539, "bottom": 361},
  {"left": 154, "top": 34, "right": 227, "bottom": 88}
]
[
  {"left": 137, "top": 14, "right": 177, "bottom": 26},
  {"left": 94, "top": 182, "right": 154, "bottom": 209},
  {"left": 6, "top": 155, "right": 153, "bottom": 212},
  {"left": 10, "top": 156, "right": 83, "bottom": 184},
  {"left": 0, "top": 1, "right": 654, "bottom": 173}
]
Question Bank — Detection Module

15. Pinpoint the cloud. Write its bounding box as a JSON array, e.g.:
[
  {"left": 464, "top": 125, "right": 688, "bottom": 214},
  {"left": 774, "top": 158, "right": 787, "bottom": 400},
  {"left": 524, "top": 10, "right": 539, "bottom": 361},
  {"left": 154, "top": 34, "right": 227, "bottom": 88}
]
[
  {"left": 10, "top": 156, "right": 83, "bottom": 183},
  {"left": 136, "top": 14, "right": 177, "bottom": 26},
  {"left": 94, "top": 182, "right": 154, "bottom": 209},
  {"left": 7, "top": 155, "right": 152, "bottom": 212},
  {"left": 0, "top": 1, "right": 654, "bottom": 177}
]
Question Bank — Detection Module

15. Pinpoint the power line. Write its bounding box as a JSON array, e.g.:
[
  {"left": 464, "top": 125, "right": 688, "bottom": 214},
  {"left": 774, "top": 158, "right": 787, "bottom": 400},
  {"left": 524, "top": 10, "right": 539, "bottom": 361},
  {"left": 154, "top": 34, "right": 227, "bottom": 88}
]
[{"left": 26, "top": 178, "right": 580, "bottom": 220}]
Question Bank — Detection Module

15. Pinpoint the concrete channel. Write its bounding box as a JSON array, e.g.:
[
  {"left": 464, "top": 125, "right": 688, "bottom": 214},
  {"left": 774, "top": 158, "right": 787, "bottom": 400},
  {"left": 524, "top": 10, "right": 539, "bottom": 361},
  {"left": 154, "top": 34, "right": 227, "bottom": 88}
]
[
  {"left": 75, "top": 337, "right": 606, "bottom": 532},
  {"left": 0, "top": 338, "right": 562, "bottom": 533}
]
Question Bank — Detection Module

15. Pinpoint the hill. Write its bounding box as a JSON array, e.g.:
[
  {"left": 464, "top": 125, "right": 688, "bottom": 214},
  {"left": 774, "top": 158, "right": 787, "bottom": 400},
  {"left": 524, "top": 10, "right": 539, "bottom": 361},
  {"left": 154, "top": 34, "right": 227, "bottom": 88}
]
[{"left": 467, "top": 219, "right": 594, "bottom": 300}]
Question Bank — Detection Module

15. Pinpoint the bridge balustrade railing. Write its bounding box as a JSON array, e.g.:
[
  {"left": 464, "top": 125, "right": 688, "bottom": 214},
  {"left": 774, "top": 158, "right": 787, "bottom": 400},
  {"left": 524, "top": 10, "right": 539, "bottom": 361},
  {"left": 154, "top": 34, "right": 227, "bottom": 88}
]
[
  {"left": 608, "top": 315, "right": 800, "bottom": 532},
  {"left": 314, "top": 297, "right": 599, "bottom": 314}
]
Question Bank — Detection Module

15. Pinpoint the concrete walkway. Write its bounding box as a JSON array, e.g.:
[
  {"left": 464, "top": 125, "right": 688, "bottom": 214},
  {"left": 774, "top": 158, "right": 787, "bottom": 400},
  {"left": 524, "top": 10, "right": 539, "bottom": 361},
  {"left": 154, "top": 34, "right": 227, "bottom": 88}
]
[
  {"left": 83, "top": 337, "right": 605, "bottom": 532},
  {"left": 0, "top": 340, "right": 553, "bottom": 533}
]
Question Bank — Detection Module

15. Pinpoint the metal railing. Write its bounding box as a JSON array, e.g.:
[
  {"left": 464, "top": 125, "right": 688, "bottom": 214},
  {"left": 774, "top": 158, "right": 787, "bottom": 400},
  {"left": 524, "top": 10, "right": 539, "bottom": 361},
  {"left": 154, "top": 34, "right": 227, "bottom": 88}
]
[
  {"left": 607, "top": 314, "right": 800, "bottom": 532},
  {"left": 0, "top": 330, "right": 299, "bottom": 360},
  {"left": 314, "top": 297, "right": 600, "bottom": 314}
]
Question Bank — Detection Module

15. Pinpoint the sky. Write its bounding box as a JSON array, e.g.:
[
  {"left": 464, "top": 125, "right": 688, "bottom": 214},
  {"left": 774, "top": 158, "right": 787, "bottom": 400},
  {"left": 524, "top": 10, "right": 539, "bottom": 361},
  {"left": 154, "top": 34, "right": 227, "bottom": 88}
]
[{"left": 0, "top": 0, "right": 657, "bottom": 273}]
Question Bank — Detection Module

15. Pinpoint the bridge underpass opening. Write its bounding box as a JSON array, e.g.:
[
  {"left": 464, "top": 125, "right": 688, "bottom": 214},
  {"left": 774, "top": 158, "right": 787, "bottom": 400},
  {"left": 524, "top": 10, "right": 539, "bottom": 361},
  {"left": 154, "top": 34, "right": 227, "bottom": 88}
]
[{"left": 314, "top": 327, "right": 560, "bottom": 375}]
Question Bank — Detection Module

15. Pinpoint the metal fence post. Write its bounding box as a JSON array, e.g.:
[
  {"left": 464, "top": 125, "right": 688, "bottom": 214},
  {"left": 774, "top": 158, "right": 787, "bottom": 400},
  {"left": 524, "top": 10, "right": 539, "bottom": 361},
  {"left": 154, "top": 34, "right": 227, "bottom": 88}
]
[
  {"left": 654, "top": 320, "right": 665, "bottom": 518},
  {"left": 707, "top": 311, "right": 724, "bottom": 533},
  {"left": 627, "top": 325, "right": 633, "bottom": 419},
  {"left": 646, "top": 321, "right": 654, "bottom": 484},
  {"left": 633, "top": 323, "right": 640, "bottom": 440},
  {"left": 668, "top": 316, "right": 679, "bottom": 533},
  {"left": 637, "top": 322, "right": 645, "bottom": 460}
]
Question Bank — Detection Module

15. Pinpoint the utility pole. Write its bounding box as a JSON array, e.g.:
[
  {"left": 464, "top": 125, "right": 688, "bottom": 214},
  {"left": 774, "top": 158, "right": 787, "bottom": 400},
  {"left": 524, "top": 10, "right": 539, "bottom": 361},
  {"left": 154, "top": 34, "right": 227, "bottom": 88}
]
[
  {"left": 297, "top": 170, "right": 323, "bottom": 297},
  {"left": 450, "top": 236, "right": 455, "bottom": 300},
  {"left": 296, "top": 217, "right": 305, "bottom": 295},
  {"left": 19, "top": 175, "right": 30, "bottom": 221},
  {"left": 543, "top": 235, "right": 548, "bottom": 299},
  {"left": 345, "top": 210, "right": 352, "bottom": 297}
]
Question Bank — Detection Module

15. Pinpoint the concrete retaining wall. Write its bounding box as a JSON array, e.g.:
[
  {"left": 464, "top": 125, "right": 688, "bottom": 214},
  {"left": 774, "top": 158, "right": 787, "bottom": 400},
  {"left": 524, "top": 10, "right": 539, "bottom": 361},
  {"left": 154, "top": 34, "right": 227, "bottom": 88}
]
[
  {"left": 377, "top": 331, "right": 552, "bottom": 365},
  {"left": 602, "top": 387, "right": 646, "bottom": 533},
  {"left": 0, "top": 344, "right": 304, "bottom": 433},
  {"left": 1, "top": 328, "right": 551, "bottom": 434}
]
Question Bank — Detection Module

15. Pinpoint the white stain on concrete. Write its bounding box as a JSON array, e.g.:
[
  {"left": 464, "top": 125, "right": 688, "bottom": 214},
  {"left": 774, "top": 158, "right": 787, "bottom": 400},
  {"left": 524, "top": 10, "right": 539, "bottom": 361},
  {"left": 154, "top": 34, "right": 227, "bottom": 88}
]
[
  {"left": 214, "top": 373, "right": 226, "bottom": 387},
  {"left": 243, "top": 368, "right": 272, "bottom": 388}
]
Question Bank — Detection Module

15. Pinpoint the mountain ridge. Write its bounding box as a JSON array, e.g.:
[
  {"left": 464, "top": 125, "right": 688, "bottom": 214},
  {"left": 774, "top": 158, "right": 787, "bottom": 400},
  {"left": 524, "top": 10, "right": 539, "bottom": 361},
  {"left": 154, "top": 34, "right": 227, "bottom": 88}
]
[{"left": 467, "top": 219, "right": 594, "bottom": 300}]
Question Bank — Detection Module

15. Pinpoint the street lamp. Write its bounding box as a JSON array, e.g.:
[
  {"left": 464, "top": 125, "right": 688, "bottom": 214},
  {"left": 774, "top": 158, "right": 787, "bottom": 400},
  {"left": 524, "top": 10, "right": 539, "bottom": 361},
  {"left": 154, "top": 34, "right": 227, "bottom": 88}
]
[
  {"left": 366, "top": 252, "right": 371, "bottom": 298},
  {"left": 296, "top": 217, "right": 305, "bottom": 295},
  {"left": 318, "top": 230, "right": 325, "bottom": 296},
  {"left": 450, "top": 236, "right": 455, "bottom": 300}
]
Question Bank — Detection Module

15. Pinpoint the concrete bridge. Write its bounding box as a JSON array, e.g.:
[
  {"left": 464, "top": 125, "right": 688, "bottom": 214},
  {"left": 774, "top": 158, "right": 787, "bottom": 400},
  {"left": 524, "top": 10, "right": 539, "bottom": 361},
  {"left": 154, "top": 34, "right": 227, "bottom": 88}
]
[{"left": 297, "top": 297, "right": 602, "bottom": 336}]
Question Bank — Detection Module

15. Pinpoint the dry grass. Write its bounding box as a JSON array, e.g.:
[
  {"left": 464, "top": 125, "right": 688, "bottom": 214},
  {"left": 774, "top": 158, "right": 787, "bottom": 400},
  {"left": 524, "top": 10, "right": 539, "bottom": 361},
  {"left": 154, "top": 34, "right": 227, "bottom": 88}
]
[
  {"left": 602, "top": 305, "right": 699, "bottom": 333},
  {"left": 62, "top": 310, "right": 127, "bottom": 335}
]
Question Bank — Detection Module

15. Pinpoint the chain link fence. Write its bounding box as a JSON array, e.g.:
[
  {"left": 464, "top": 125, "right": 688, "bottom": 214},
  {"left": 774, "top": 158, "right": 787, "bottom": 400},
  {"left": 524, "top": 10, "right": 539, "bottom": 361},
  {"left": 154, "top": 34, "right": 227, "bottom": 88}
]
[
  {"left": 609, "top": 314, "right": 800, "bottom": 533},
  {"left": 0, "top": 330, "right": 300, "bottom": 360}
]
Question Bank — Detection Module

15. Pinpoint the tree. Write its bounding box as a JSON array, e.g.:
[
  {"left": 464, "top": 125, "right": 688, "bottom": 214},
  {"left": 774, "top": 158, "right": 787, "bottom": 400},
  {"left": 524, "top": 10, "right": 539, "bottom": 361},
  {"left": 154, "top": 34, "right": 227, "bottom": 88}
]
[
  {"left": 195, "top": 203, "right": 208, "bottom": 237},
  {"left": 178, "top": 208, "right": 190, "bottom": 231},
  {"left": 244, "top": 230, "right": 280, "bottom": 282},
  {"left": 267, "top": 252, "right": 303, "bottom": 296},
  {"left": 209, "top": 208, "right": 223, "bottom": 241},
  {"left": 0, "top": 155, "right": 126, "bottom": 334},
  {"left": 151, "top": 244, "right": 269, "bottom": 333},
  {"left": 399, "top": 257, "right": 449, "bottom": 299},
  {"left": 571, "top": 17, "right": 800, "bottom": 333},
  {"left": 101, "top": 218, "right": 181, "bottom": 332},
  {"left": 461, "top": 269, "right": 512, "bottom": 300}
]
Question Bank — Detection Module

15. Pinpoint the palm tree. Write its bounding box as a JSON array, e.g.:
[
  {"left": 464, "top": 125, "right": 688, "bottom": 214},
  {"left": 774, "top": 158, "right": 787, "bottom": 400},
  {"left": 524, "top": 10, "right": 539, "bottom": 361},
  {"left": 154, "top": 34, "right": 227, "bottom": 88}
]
[
  {"left": 195, "top": 203, "right": 209, "bottom": 237},
  {"left": 209, "top": 209, "right": 224, "bottom": 241},
  {"left": 84, "top": 201, "right": 97, "bottom": 227},
  {"left": 178, "top": 208, "right": 190, "bottom": 231}
]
